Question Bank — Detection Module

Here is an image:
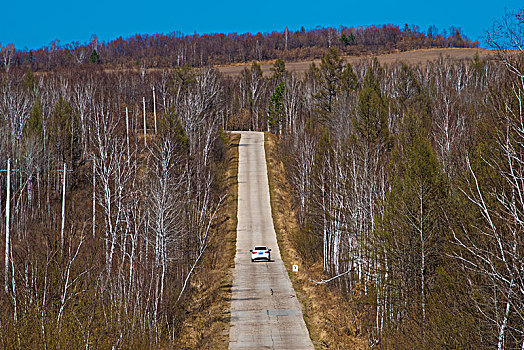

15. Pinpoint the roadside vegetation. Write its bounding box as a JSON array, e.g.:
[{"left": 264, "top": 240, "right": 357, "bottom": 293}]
[
  {"left": 174, "top": 133, "right": 239, "bottom": 349},
  {"left": 266, "top": 132, "right": 367, "bottom": 349}
]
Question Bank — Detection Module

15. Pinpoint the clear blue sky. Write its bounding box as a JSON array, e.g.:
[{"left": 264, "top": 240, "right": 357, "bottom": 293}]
[{"left": 1, "top": 0, "right": 522, "bottom": 50}]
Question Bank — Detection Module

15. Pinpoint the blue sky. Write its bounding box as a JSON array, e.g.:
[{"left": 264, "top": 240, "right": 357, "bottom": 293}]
[{"left": 1, "top": 0, "right": 522, "bottom": 50}]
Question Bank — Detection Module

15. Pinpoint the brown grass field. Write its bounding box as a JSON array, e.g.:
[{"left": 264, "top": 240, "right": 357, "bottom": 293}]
[{"left": 216, "top": 48, "right": 496, "bottom": 77}]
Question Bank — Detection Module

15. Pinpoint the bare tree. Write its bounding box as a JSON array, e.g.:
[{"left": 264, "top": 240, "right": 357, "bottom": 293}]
[
  {"left": 0, "top": 44, "right": 15, "bottom": 73},
  {"left": 239, "top": 63, "right": 265, "bottom": 130},
  {"left": 487, "top": 8, "right": 524, "bottom": 77},
  {"left": 146, "top": 136, "right": 186, "bottom": 320},
  {"left": 1, "top": 73, "right": 34, "bottom": 149}
]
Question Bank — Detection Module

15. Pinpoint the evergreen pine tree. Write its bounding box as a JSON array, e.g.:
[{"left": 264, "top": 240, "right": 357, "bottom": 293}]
[
  {"left": 354, "top": 67, "right": 389, "bottom": 146},
  {"left": 23, "top": 97, "right": 43, "bottom": 140},
  {"left": 266, "top": 81, "right": 286, "bottom": 134},
  {"left": 158, "top": 107, "right": 189, "bottom": 155},
  {"left": 49, "top": 97, "right": 82, "bottom": 167},
  {"left": 314, "top": 47, "right": 345, "bottom": 118},
  {"left": 90, "top": 49, "right": 100, "bottom": 64},
  {"left": 376, "top": 112, "right": 448, "bottom": 346},
  {"left": 270, "top": 58, "right": 286, "bottom": 83},
  {"left": 341, "top": 63, "right": 359, "bottom": 95}
]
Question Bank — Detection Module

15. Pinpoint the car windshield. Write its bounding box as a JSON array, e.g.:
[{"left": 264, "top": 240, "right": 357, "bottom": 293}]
[{"left": 254, "top": 246, "right": 267, "bottom": 251}]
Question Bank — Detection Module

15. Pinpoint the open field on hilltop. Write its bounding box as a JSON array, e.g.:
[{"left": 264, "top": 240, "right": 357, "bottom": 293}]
[
  {"left": 216, "top": 47, "right": 496, "bottom": 76},
  {"left": 99, "top": 48, "right": 496, "bottom": 76}
]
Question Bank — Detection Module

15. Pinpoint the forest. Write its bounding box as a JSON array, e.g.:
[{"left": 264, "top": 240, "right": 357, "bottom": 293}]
[
  {"left": 1, "top": 23, "right": 478, "bottom": 71},
  {"left": 0, "top": 63, "right": 232, "bottom": 347},
  {"left": 0, "top": 10, "right": 523, "bottom": 349}
]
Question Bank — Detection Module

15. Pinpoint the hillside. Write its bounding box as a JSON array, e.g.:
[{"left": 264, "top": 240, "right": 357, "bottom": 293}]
[
  {"left": 2, "top": 24, "right": 478, "bottom": 72},
  {"left": 216, "top": 47, "right": 496, "bottom": 76}
]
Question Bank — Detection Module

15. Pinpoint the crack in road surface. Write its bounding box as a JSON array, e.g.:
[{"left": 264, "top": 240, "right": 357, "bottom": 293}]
[{"left": 229, "top": 132, "right": 314, "bottom": 350}]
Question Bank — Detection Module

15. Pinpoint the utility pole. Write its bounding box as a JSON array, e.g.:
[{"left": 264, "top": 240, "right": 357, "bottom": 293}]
[
  {"left": 3, "top": 159, "right": 10, "bottom": 293},
  {"left": 143, "top": 97, "right": 147, "bottom": 147},
  {"left": 89, "top": 158, "right": 96, "bottom": 238},
  {"left": 1, "top": 159, "right": 18, "bottom": 293},
  {"left": 92, "top": 159, "right": 95, "bottom": 238},
  {"left": 125, "top": 107, "right": 130, "bottom": 163},
  {"left": 285, "top": 26, "right": 289, "bottom": 51},
  {"left": 153, "top": 86, "right": 157, "bottom": 134},
  {"left": 58, "top": 163, "right": 72, "bottom": 251}
]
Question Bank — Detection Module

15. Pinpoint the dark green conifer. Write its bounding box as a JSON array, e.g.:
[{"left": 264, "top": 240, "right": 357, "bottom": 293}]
[
  {"left": 90, "top": 49, "right": 100, "bottom": 64},
  {"left": 267, "top": 81, "right": 286, "bottom": 133},
  {"left": 49, "top": 97, "right": 82, "bottom": 167},
  {"left": 354, "top": 67, "right": 389, "bottom": 146}
]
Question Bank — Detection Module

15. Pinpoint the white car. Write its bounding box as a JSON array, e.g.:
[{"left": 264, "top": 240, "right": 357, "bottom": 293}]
[{"left": 250, "top": 246, "right": 271, "bottom": 262}]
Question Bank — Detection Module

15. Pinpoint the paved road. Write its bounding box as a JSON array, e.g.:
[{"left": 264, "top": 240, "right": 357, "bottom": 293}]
[{"left": 229, "top": 132, "right": 314, "bottom": 350}]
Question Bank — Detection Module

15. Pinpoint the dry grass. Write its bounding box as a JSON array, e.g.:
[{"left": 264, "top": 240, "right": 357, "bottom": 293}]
[
  {"left": 354, "top": 47, "right": 495, "bottom": 66},
  {"left": 217, "top": 48, "right": 496, "bottom": 77},
  {"left": 174, "top": 133, "right": 240, "bottom": 349},
  {"left": 100, "top": 48, "right": 497, "bottom": 77},
  {"left": 264, "top": 132, "right": 367, "bottom": 350}
]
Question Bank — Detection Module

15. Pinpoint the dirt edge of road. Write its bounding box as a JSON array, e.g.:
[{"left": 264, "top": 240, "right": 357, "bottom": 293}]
[
  {"left": 175, "top": 133, "right": 240, "bottom": 349},
  {"left": 265, "top": 133, "right": 367, "bottom": 350}
]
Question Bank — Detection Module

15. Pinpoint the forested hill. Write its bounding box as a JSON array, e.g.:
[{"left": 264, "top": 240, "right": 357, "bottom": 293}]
[
  {"left": 1, "top": 24, "right": 478, "bottom": 71},
  {"left": 2, "top": 12, "right": 523, "bottom": 349}
]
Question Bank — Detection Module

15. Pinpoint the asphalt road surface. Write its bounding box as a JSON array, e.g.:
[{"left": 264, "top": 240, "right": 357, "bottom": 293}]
[{"left": 229, "top": 132, "right": 314, "bottom": 350}]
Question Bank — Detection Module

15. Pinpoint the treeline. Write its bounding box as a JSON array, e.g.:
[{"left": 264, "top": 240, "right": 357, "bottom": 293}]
[
  {"left": 0, "top": 66, "right": 229, "bottom": 347},
  {"left": 0, "top": 24, "right": 478, "bottom": 71}
]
